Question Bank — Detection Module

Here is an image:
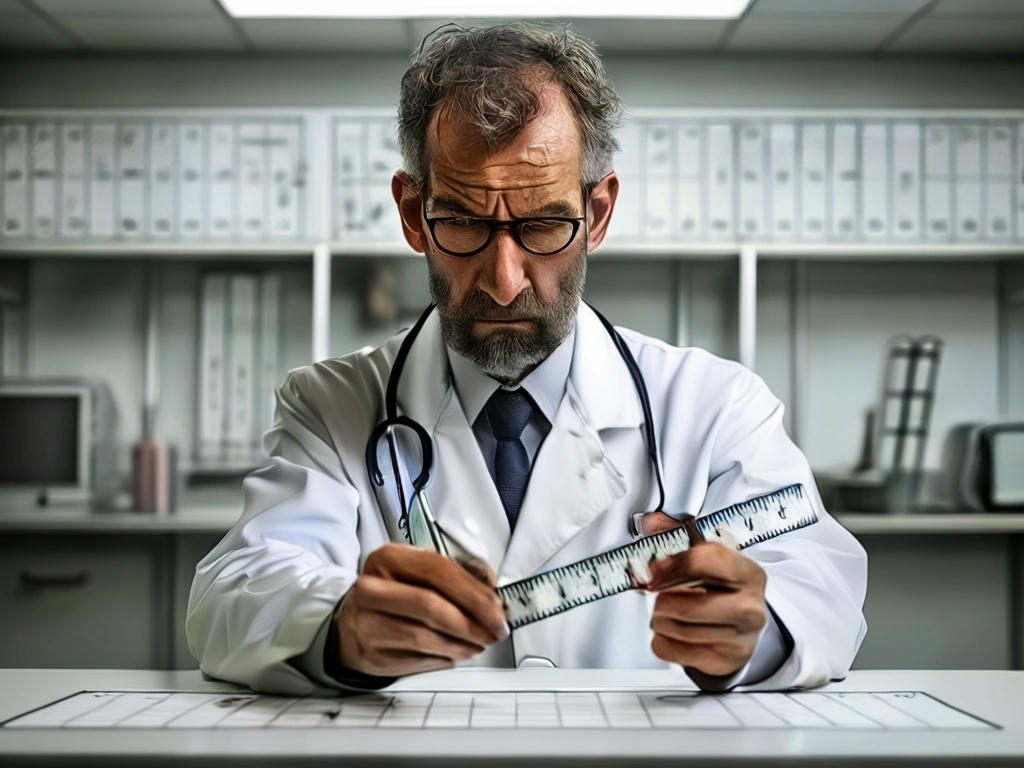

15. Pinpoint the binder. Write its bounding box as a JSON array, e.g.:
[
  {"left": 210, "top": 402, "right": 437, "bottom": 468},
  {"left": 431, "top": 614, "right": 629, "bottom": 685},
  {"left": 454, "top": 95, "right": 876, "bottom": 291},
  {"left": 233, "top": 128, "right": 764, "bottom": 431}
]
[
  {"left": 738, "top": 122, "right": 765, "bottom": 238},
  {"left": 258, "top": 272, "right": 282, "bottom": 444},
  {"left": 769, "top": 122, "right": 796, "bottom": 239},
  {"left": 643, "top": 123, "right": 671, "bottom": 239},
  {"left": 860, "top": 122, "right": 889, "bottom": 240},
  {"left": 89, "top": 122, "right": 116, "bottom": 238},
  {"left": 227, "top": 274, "right": 258, "bottom": 462},
  {"left": 239, "top": 122, "right": 266, "bottom": 241},
  {"left": 891, "top": 122, "right": 920, "bottom": 240},
  {"left": 178, "top": 122, "right": 205, "bottom": 239},
  {"left": 923, "top": 123, "right": 952, "bottom": 240},
  {"left": 59, "top": 123, "right": 88, "bottom": 238},
  {"left": 676, "top": 123, "right": 702, "bottom": 240},
  {"left": 366, "top": 181, "right": 401, "bottom": 242},
  {"left": 830, "top": 122, "right": 858, "bottom": 240},
  {"left": 31, "top": 122, "right": 57, "bottom": 239},
  {"left": 267, "top": 121, "right": 300, "bottom": 239},
  {"left": 2, "top": 123, "right": 28, "bottom": 238},
  {"left": 149, "top": 122, "right": 176, "bottom": 239},
  {"left": 800, "top": 122, "right": 827, "bottom": 239},
  {"left": 198, "top": 273, "right": 227, "bottom": 462},
  {"left": 334, "top": 120, "right": 364, "bottom": 240},
  {"left": 706, "top": 122, "right": 734, "bottom": 240},
  {"left": 1018, "top": 122, "right": 1024, "bottom": 241},
  {"left": 366, "top": 120, "right": 402, "bottom": 181},
  {"left": 117, "top": 122, "right": 146, "bottom": 239},
  {"left": 953, "top": 124, "right": 982, "bottom": 241},
  {"left": 609, "top": 120, "right": 642, "bottom": 241},
  {"left": 984, "top": 124, "right": 1012, "bottom": 240},
  {"left": 209, "top": 121, "right": 235, "bottom": 240}
]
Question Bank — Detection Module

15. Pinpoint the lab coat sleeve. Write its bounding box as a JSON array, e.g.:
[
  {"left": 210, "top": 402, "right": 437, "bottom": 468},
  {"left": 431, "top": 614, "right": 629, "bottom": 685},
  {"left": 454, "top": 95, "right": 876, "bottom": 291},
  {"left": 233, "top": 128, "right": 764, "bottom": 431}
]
[
  {"left": 185, "top": 367, "right": 365, "bottom": 695},
  {"left": 696, "top": 367, "right": 868, "bottom": 692}
]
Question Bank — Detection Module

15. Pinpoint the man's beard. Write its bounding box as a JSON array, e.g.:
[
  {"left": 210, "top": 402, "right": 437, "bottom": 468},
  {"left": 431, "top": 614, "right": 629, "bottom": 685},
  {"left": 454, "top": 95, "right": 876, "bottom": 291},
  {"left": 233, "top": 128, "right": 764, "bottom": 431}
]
[{"left": 428, "top": 248, "right": 586, "bottom": 384}]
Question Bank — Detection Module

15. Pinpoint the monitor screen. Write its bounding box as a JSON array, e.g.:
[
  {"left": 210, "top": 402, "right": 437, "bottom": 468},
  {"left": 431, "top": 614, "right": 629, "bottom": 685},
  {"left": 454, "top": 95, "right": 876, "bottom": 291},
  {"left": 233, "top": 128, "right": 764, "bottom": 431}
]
[{"left": 0, "top": 396, "right": 80, "bottom": 485}]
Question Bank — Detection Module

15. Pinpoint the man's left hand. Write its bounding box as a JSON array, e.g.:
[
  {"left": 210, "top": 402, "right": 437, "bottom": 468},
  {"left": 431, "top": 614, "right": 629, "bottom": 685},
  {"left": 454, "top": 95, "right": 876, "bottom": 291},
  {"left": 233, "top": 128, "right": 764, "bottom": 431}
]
[{"left": 644, "top": 542, "right": 768, "bottom": 678}]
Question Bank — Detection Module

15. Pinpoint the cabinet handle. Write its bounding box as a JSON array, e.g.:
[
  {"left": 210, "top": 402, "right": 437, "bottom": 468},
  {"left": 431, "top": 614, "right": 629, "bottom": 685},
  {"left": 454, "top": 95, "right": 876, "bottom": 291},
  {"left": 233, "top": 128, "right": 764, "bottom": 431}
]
[{"left": 20, "top": 570, "right": 90, "bottom": 589}]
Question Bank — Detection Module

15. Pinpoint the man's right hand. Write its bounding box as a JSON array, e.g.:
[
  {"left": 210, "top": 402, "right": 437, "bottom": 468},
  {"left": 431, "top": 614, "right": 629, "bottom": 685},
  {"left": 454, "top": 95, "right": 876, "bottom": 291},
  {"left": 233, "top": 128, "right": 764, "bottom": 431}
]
[{"left": 334, "top": 543, "right": 510, "bottom": 677}]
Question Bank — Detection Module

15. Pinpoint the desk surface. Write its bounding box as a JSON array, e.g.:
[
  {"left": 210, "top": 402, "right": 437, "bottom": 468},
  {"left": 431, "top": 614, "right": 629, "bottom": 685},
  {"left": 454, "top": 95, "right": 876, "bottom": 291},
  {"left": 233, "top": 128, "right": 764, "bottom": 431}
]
[{"left": 1, "top": 668, "right": 1022, "bottom": 767}]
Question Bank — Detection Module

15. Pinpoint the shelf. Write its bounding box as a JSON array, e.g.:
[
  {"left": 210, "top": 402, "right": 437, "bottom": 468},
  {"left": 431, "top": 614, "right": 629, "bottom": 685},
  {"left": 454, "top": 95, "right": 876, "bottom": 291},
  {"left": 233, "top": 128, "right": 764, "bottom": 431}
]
[{"left": 834, "top": 512, "right": 1024, "bottom": 535}]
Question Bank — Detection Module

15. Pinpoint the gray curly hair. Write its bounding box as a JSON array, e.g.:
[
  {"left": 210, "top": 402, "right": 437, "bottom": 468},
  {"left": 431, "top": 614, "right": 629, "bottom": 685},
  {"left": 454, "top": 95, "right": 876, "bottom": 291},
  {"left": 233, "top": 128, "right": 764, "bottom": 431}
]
[{"left": 397, "top": 23, "right": 621, "bottom": 191}]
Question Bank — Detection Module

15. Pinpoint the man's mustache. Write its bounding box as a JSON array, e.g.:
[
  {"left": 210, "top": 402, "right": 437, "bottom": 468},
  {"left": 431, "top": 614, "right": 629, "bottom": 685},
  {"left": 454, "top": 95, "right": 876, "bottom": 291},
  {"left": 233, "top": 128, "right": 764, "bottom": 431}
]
[{"left": 457, "top": 290, "right": 545, "bottom": 322}]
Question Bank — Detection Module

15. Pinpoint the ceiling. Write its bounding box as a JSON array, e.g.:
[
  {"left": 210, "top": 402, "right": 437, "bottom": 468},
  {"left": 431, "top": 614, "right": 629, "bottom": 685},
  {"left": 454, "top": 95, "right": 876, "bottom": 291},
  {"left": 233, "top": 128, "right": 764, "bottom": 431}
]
[{"left": 1, "top": 0, "right": 1023, "bottom": 55}]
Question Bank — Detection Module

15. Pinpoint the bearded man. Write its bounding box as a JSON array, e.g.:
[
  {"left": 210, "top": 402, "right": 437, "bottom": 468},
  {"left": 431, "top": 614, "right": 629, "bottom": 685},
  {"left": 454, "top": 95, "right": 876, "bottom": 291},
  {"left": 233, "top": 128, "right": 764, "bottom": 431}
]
[{"left": 187, "top": 23, "right": 866, "bottom": 695}]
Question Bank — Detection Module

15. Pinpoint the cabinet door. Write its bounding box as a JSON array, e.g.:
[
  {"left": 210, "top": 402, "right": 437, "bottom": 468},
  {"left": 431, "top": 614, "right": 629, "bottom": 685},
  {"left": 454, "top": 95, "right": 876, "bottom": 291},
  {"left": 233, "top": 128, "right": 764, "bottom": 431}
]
[{"left": 0, "top": 535, "right": 168, "bottom": 668}]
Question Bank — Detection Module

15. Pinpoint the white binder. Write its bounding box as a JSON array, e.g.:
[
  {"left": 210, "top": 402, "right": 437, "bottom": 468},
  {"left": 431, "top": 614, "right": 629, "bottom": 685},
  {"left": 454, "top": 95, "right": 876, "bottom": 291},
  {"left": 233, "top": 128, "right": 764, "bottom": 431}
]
[
  {"left": 89, "top": 123, "right": 116, "bottom": 238},
  {"left": 984, "top": 124, "right": 1012, "bottom": 240},
  {"left": 608, "top": 120, "right": 642, "bottom": 241},
  {"left": 227, "top": 274, "right": 258, "bottom": 462},
  {"left": 334, "top": 120, "right": 364, "bottom": 240},
  {"left": 643, "top": 123, "right": 672, "bottom": 240},
  {"left": 31, "top": 122, "right": 57, "bottom": 239},
  {"left": 366, "top": 180, "right": 401, "bottom": 242},
  {"left": 209, "top": 122, "right": 235, "bottom": 240},
  {"left": 268, "top": 121, "right": 300, "bottom": 239},
  {"left": 198, "top": 274, "right": 228, "bottom": 462},
  {"left": 258, "top": 272, "right": 282, "bottom": 443},
  {"left": 59, "top": 123, "right": 88, "bottom": 238},
  {"left": 860, "top": 121, "right": 889, "bottom": 240},
  {"left": 366, "top": 120, "right": 402, "bottom": 181},
  {"left": 1018, "top": 123, "right": 1024, "bottom": 241},
  {"left": 800, "top": 122, "right": 827, "bottom": 239},
  {"left": 178, "top": 122, "right": 205, "bottom": 239},
  {"left": 923, "top": 123, "right": 952, "bottom": 240},
  {"left": 676, "top": 123, "right": 703, "bottom": 240},
  {"left": 706, "top": 122, "right": 734, "bottom": 240},
  {"left": 954, "top": 124, "right": 982, "bottom": 241},
  {"left": 738, "top": 122, "right": 765, "bottom": 238},
  {"left": 149, "top": 122, "right": 176, "bottom": 239},
  {"left": 769, "top": 122, "right": 796, "bottom": 239},
  {"left": 2, "top": 123, "right": 28, "bottom": 238},
  {"left": 239, "top": 122, "right": 266, "bottom": 241},
  {"left": 830, "top": 122, "right": 858, "bottom": 240},
  {"left": 117, "top": 122, "right": 146, "bottom": 239},
  {"left": 891, "top": 122, "right": 920, "bottom": 240}
]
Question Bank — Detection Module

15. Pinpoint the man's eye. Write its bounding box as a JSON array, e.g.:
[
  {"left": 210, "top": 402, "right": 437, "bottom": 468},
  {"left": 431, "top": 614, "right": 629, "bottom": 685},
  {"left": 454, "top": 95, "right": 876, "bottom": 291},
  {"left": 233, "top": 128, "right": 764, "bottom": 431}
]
[{"left": 449, "top": 218, "right": 477, "bottom": 228}]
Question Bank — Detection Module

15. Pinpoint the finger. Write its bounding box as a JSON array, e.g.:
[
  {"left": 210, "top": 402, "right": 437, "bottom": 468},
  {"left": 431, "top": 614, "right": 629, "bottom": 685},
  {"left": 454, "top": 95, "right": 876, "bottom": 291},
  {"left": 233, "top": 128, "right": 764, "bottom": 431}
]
[
  {"left": 650, "top": 634, "right": 746, "bottom": 678},
  {"left": 364, "top": 545, "right": 508, "bottom": 637},
  {"left": 370, "top": 612, "right": 485, "bottom": 661},
  {"left": 647, "top": 543, "right": 759, "bottom": 591},
  {"left": 653, "top": 590, "right": 767, "bottom": 632},
  {"left": 650, "top": 615, "right": 741, "bottom": 645},
  {"left": 460, "top": 557, "right": 497, "bottom": 588},
  {"left": 353, "top": 574, "right": 503, "bottom": 646}
]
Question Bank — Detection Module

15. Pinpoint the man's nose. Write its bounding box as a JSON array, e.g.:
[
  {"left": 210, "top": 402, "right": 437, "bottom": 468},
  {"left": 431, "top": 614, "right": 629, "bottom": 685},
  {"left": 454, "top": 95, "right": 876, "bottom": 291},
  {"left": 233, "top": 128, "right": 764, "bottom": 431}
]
[{"left": 480, "top": 230, "right": 528, "bottom": 306}]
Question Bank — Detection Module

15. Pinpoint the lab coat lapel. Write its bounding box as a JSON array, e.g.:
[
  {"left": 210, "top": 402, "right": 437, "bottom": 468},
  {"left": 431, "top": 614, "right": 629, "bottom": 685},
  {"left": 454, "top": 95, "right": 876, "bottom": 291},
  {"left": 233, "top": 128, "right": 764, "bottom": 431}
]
[
  {"left": 497, "top": 305, "right": 643, "bottom": 583},
  {"left": 395, "top": 310, "right": 511, "bottom": 571}
]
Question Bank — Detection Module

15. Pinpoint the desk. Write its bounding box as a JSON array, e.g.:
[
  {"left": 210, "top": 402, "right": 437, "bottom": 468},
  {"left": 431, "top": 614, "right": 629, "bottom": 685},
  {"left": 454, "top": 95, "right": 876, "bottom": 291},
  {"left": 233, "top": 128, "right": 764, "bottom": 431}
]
[{"left": 1, "top": 668, "right": 1023, "bottom": 767}]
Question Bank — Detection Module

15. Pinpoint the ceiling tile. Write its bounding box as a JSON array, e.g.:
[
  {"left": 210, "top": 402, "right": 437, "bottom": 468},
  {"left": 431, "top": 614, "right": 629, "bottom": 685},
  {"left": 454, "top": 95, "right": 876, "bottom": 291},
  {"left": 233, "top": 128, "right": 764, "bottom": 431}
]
[
  {"left": 729, "top": 15, "right": 905, "bottom": 50},
  {"left": 239, "top": 18, "right": 410, "bottom": 52},
  {"left": 31, "top": 0, "right": 220, "bottom": 15},
  {"left": 888, "top": 17, "right": 1024, "bottom": 50},
  {"left": 56, "top": 14, "right": 243, "bottom": 50},
  {"left": 0, "top": 15, "right": 76, "bottom": 48},
  {"left": 750, "top": 0, "right": 930, "bottom": 15},
  {"left": 930, "top": 0, "right": 1024, "bottom": 15}
]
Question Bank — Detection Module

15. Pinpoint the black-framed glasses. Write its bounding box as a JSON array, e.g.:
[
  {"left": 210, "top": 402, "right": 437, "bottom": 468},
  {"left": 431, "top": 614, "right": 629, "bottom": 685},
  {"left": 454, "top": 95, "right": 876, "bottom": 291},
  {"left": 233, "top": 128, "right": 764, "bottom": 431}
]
[{"left": 422, "top": 197, "right": 585, "bottom": 257}]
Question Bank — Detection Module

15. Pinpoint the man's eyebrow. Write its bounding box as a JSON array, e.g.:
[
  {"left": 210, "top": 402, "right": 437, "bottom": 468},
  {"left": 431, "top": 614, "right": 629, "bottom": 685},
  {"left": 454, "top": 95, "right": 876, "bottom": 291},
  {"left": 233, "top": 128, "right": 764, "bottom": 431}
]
[{"left": 427, "top": 196, "right": 581, "bottom": 218}]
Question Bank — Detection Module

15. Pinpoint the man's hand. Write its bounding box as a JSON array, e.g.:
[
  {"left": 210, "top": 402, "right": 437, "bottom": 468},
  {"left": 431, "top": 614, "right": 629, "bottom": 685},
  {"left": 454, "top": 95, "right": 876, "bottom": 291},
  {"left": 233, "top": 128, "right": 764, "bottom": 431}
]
[
  {"left": 645, "top": 542, "right": 768, "bottom": 678},
  {"left": 334, "top": 543, "right": 509, "bottom": 678}
]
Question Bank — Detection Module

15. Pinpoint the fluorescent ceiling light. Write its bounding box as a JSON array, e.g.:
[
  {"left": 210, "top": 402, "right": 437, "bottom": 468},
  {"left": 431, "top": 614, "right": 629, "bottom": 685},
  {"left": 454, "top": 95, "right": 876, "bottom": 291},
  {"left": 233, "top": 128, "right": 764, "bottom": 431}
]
[{"left": 221, "top": 0, "right": 752, "bottom": 19}]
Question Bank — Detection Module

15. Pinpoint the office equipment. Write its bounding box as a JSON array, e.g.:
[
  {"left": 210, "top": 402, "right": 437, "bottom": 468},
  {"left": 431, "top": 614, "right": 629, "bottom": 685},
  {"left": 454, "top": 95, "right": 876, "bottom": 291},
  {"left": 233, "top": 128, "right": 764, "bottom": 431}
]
[
  {"left": 1, "top": 687, "right": 993, "bottom": 731},
  {"left": 0, "top": 379, "right": 116, "bottom": 508},
  {"left": 943, "top": 422, "right": 1024, "bottom": 511},
  {"left": 497, "top": 484, "right": 817, "bottom": 629}
]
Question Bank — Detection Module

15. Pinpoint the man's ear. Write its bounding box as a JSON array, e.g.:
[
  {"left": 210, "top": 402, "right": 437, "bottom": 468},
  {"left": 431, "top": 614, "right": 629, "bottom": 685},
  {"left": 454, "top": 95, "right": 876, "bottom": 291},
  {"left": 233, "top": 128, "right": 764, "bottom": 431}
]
[
  {"left": 392, "top": 171, "right": 426, "bottom": 253},
  {"left": 585, "top": 172, "right": 619, "bottom": 252}
]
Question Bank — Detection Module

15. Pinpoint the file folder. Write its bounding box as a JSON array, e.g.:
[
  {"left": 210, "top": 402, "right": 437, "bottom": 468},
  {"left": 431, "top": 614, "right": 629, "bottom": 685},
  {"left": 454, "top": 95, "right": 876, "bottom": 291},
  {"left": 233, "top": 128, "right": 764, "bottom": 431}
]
[
  {"left": 149, "top": 122, "right": 176, "bottom": 239},
  {"left": 954, "top": 124, "right": 982, "bottom": 241},
  {"left": 59, "top": 123, "right": 88, "bottom": 238},
  {"left": 31, "top": 122, "right": 57, "bottom": 239},
  {"left": 984, "top": 124, "right": 1012, "bottom": 240},
  {"left": 2, "top": 123, "right": 28, "bottom": 238},
  {"left": 738, "top": 122, "right": 765, "bottom": 238},
  {"left": 198, "top": 273, "right": 227, "bottom": 462},
  {"left": 644, "top": 123, "right": 671, "bottom": 239},
  {"left": 267, "top": 121, "right": 300, "bottom": 239},
  {"left": 179, "top": 122, "right": 205, "bottom": 239},
  {"left": 227, "top": 274, "right": 257, "bottom": 462},
  {"left": 117, "top": 122, "right": 146, "bottom": 239},
  {"left": 676, "top": 123, "right": 703, "bottom": 240},
  {"left": 706, "top": 122, "right": 734, "bottom": 240},
  {"left": 769, "top": 122, "right": 796, "bottom": 239},
  {"left": 800, "top": 122, "right": 827, "bottom": 239},
  {"left": 861, "top": 122, "right": 889, "bottom": 241},
  {"left": 891, "top": 122, "right": 920, "bottom": 240},
  {"left": 209, "top": 122, "right": 235, "bottom": 240},
  {"left": 923, "top": 123, "right": 952, "bottom": 241},
  {"left": 89, "top": 122, "right": 117, "bottom": 239},
  {"left": 830, "top": 122, "right": 858, "bottom": 240},
  {"left": 239, "top": 122, "right": 267, "bottom": 241}
]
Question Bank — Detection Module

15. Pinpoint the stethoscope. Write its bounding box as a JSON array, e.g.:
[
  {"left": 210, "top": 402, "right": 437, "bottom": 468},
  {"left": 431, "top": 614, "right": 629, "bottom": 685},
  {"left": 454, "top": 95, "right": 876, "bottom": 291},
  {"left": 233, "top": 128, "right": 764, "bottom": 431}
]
[{"left": 365, "top": 301, "right": 667, "bottom": 549}]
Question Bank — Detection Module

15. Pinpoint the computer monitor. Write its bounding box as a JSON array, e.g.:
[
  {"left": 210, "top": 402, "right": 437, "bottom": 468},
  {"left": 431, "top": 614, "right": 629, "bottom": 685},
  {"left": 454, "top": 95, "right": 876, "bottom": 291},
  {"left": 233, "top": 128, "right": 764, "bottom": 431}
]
[{"left": 0, "top": 380, "right": 93, "bottom": 506}]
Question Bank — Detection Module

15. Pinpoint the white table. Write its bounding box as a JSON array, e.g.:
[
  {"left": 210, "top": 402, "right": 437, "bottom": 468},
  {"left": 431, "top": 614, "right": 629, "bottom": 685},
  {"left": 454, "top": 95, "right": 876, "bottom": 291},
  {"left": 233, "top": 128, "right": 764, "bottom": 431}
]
[{"left": 1, "top": 668, "right": 1022, "bottom": 766}]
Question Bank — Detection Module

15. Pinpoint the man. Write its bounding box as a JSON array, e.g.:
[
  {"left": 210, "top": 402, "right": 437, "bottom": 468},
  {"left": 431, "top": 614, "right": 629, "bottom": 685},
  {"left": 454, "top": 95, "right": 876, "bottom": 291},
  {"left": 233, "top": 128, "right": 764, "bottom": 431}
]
[{"left": 187, "top": 23, "right": 866, "bottom": 695}]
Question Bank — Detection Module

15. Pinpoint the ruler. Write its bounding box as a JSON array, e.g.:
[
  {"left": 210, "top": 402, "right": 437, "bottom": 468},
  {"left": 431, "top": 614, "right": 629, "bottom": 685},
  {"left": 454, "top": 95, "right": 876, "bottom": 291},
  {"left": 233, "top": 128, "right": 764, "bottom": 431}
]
[{"left": 497, "top": 484, "right": 817, "bottom": 630}]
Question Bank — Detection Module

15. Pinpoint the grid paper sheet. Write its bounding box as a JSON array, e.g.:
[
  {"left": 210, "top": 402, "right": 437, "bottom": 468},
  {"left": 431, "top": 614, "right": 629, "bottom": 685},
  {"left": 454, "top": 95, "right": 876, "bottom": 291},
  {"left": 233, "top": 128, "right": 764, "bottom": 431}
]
[{"left": 2, "top": 690, "right": 995, "bottom": 731}]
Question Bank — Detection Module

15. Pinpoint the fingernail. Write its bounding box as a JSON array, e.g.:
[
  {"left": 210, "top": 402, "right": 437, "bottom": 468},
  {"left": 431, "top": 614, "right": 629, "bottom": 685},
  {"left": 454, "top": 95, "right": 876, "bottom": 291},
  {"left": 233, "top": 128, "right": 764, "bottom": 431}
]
[{"left": 495, "top": 621, "right": 511, "bottom": 641}]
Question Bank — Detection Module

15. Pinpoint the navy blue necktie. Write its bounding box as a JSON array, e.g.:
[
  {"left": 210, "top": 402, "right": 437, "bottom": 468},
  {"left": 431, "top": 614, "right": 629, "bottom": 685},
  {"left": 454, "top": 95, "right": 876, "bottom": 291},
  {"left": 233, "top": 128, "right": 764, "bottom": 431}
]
[{"left": 484, "top": 388, "right": 535, "bottom": 528}]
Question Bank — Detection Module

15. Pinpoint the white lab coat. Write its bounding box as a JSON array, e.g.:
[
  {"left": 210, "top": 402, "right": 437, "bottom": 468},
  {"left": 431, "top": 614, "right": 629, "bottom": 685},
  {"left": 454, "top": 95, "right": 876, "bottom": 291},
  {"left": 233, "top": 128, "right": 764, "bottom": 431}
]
[{"left": 187, "top": 304, "right": 867, "bottom": 695}]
